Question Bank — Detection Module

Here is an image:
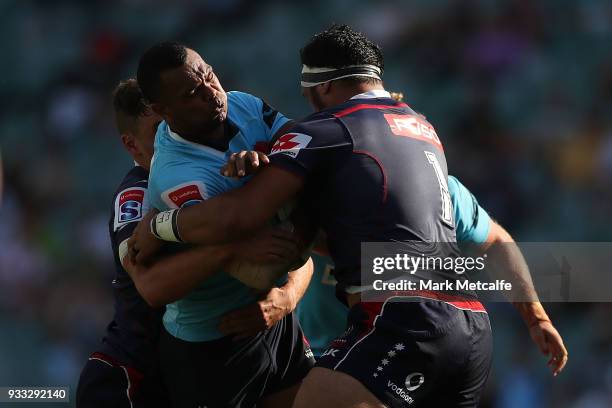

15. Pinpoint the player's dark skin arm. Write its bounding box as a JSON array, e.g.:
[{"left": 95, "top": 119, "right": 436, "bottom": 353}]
[
  {"left": 125, "top": 222, "right": 300, "bottom": 307},
  {"left": 219, "top": 257, "right": 314, "bottom": 339},
  {"left": 124, "top": 244, "right": 232, "bottom": 308},
  {"left": 180, "top": 166, "right": 303, "bottom": 245},
  {"left": 129, "top": 165, "right": 304, "bottom": 265}
]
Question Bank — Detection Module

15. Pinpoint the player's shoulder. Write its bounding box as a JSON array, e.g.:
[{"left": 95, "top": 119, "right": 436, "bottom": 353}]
[
  {"left": 153, "top": 120, "right": 175, "bottom": 150},
  {"left": 325, "top": 96, "right": 418, "bottom": 119},
  {"left": 447, "top": 175, "right": 473, "bottom": 205},
  {"left": 115, "top": 165, "right": 148, "bottom": 195},
  {"left": 447, "top": 175, "right": 461, "bottom": 195},
  {"left": 227, "top": 91, "right": 263, "bottom": 116},
  {"left": 285, "top": 109, "right": 347, "bottom": 141},
  {"left": 269, "top": 113, "right": 349, "bottom": 157},
  {"left": 111, "top": 165, "right": 148, "bottom": 232},
  {"left": 149, "top": 122, "right": 201, "bottom": 175}
]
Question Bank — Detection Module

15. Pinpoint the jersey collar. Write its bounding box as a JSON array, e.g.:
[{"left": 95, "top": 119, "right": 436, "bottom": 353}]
[
  {"left": 166, "top": 124, "right": 226, "bottom": 159},
  {"left": 350, "top": 89, "right": 391, "bottom": 100}
]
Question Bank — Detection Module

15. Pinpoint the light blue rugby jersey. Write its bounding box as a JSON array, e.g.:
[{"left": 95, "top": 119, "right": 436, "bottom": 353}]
[
  {"left": 147, "top": 91, "right": 290, "bottom": 342},
  {"left": 297, "top": 175, "right": 492, "bottom": 356}
]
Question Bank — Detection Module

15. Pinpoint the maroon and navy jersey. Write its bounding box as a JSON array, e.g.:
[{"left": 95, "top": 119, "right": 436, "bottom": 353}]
[
  {"left": 269, "top": 92, "right": 460, "bottom": 290},
  {"left": 104, "top": 165, "right": 164, "bottom": 371}
]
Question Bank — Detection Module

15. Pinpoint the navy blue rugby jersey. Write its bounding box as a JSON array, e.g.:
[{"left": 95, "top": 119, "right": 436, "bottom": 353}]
[
  {"left": 269, "top": 90, "right": 461, "bottom": 291},
  {"left": 104, "top": 165, "right": 164, "bottom": 371}
]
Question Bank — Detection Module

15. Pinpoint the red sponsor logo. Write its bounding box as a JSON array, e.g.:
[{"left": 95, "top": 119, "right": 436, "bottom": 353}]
[
  {"left": 271, "top": 133, "right": 302, "bottom": 153},
  {"left": 270, "top": 133, "right": 312, "bottom": 158},
  {"left": 119, "top": 189, "right": 145, "bottom": 205},
  {"left": 168, "top": 185, "right": 204, "bottom": 207},
  {"left": 384, "top": 114, "right": 443, "bottom": 150}
]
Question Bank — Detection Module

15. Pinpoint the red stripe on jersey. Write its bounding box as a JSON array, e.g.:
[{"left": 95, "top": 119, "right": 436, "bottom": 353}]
[
  {"left": 89, "top": 352, "right": 144, "bottom": 402},
  {"left": 333, "top": 103, "right": 409, "bottom": 118},
  {"left": 361, "top": 290, "right": 487, "bottom": 314}
]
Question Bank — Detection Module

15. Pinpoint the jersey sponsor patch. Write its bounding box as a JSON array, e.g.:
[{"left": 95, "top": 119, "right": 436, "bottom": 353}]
[
  {"left": 161, "top": 181, "right": 207, "bottom": 208},
  {"left": 384, "top": 114, "right": 443, "bottom": 150},
  {"left": 269, "top": 133, "right": 312, "bottom": 158},
  {"left": 113, "top": 187, "right": 146, "bottom": 231}
]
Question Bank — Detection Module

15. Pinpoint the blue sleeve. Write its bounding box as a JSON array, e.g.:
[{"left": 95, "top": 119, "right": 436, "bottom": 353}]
[
  {"left": 448, "top": 176, "right": 491, "bottom": 244},
  {"left": 147, "top": 161, "right": 209, "bottom": 211},
  {"left": 228, "top": 91, "right": 291, "bottom": 142},
  {"left": 145, "top": 173, "right": 163, "bottom": 211},
  {"left": 261, "top": 99, "right": 291, "bottom": 139}
]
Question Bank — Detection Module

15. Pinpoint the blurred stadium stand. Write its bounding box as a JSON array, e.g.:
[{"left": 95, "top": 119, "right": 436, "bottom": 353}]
[{"left": 1, "top": 0, "right": 611, "bottom": 406}]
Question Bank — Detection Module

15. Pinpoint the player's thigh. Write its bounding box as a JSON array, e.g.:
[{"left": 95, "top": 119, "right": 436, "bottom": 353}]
[
  {"left": 314, "top": 298, "right": 491, "bottom": 407},
  {"left": 259, "top": 383, "right": 301, "bottom": 408},
  {"left": 292, "top": 367, "right": 385, "bottom": 408},
  {"left": 442, "top": 312, "right": 493, "bottom": 408},
  {"left": 262, "top": 311, "right": 315, "bottom": 400},
  {"left": 159, "top": 328, "right": 272, "bottom": 408}
]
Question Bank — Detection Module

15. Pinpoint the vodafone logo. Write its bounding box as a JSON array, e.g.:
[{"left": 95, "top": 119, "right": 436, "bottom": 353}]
[
  {"left": 162, "top": 181, "right": 207, "bottom": 209},
  {"left": 119, "top": 189, "right": 144, "bottom": 205},
  {"left": 270, "top": 133, "right": 312, "bottom": 158},
  {"left": 405, "top": 372, "right": 425, "bottom": 391}
]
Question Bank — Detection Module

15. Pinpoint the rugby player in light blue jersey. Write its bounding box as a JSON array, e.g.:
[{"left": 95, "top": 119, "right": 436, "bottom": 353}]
[
  {"left": 129, "top": 43, "right": 315, "bottom": 408},
  {"left": 296, "top": 175, "right": 492, "bottom": 357}
]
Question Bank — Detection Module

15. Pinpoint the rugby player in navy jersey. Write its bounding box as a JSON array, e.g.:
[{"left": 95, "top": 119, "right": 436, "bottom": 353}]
[
  {"left": 131, "top": 26, "right": 567, "bottom": 407},
  {"left": 225, "top": 93, "right": 567, "bottom": 371},
  {"left": 77, "top": 78, "right": 311, "bottom": 408},
  {"left": 76, "top": 79, "right": 169, "bottom": 408}
]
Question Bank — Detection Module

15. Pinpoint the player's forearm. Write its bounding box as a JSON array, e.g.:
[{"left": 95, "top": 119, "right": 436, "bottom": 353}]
[
  {"left": 481, "top": 220, "right": 539, "bottom": 303},
  {"left": 126, "top": 244, "right": 233, "bottom": 307},
  {"left": 154, "top": 166, "right": 305, "bottom": 246},
  {"left": 477, "top": 221, "right": 555, "bottom": 334},
  {"left": 176, "top": 191, "right": 271, "bottom": 245},
  {"left": 513, "top": 301, "right": 551, "bottom": 328},
  {"left": 282, "top": 257, "right": 314, "bottom": 311}
]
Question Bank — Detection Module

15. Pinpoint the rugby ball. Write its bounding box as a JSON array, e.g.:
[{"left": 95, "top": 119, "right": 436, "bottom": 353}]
[{"left": 226, "top": 203, "right": 311, "bottom": 290}]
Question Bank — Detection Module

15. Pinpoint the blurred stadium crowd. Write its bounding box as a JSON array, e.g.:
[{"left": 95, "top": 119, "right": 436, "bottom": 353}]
[{"left": 0, "top": 0, "right": 611, "bottom": 407}]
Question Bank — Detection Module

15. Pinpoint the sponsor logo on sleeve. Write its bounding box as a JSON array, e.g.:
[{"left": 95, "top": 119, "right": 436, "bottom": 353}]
[
  {"left": 161, "top": 181, "right": 207, "bottom": 209},
  {"left": 269, "top": 133, "right": 312, "bottom": 158},
  {"left": 113, "top": 187, "right": 146, "bottom": 231}
]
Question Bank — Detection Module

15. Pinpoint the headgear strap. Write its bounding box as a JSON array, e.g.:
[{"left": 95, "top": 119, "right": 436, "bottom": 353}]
[{"left": 301, "top": 64, "right": 382, "bottom": 87}]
